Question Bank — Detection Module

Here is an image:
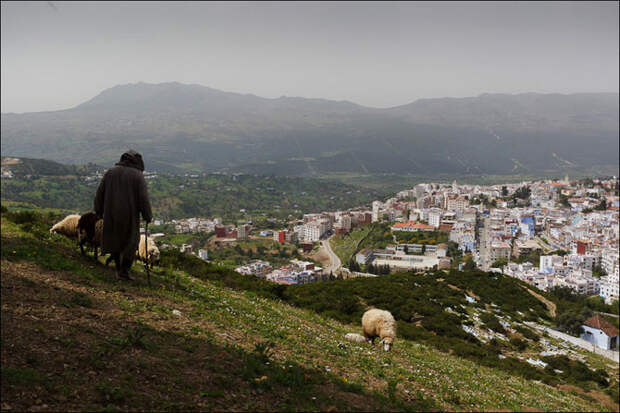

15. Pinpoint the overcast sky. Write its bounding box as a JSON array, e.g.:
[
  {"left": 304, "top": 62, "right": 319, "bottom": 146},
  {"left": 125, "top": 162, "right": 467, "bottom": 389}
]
[{"left": 1, "top": 1, "right": 618, "bottom": 113}]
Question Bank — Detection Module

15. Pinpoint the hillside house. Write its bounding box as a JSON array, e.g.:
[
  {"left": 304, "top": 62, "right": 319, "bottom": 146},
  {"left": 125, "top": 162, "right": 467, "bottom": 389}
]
[{"left": 580, "top": 315, "right": 619, "bottom": 350}]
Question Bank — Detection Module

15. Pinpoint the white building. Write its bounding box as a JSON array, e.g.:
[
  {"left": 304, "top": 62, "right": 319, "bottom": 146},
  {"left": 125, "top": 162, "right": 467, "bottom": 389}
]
[
  {"left": 580, "top": 315, "right": 619, "bottom": 350},
  {"left": 428, "top": 210, "right": 442, "bottom": 228}
]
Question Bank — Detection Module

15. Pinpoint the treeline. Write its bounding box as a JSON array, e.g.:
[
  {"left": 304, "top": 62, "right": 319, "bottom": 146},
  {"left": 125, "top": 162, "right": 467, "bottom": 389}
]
[{"left": 2, "top": 173, "right": 387, "bottom": 220}]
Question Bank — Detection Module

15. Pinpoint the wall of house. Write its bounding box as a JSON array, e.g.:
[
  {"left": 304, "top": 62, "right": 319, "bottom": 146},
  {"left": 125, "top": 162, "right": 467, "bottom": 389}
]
[{"left": 580, "top": 325, "right": 611, "bottom": 349}]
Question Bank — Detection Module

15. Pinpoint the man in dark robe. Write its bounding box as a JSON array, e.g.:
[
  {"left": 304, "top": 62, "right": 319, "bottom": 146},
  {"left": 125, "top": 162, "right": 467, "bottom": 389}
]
[{"left": 94, "top": 150, "right": 152, "bottom": 280}]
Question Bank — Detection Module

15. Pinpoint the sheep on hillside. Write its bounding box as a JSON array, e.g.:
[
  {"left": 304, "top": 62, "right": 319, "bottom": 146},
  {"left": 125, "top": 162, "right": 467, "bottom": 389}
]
[
  {"left": 138, "top": 234, "right": 159, "bottom": 268},
  {"left": 77, "top": 212, "right": 104, "bottom": 260},
  {"left": 362, "top": 308, "right": 397, "bottom": 351},
  {"left": 49, "top": 214, "right": 81, "bottom": 239},
  {"left": 344, "top": 333, "right": 367, "bottom": 343}
]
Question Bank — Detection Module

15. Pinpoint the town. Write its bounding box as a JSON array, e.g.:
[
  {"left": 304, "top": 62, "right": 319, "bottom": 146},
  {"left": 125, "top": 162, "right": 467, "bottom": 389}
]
[{"left": 149, "top": 174, "right": 619, "bottom": 307}]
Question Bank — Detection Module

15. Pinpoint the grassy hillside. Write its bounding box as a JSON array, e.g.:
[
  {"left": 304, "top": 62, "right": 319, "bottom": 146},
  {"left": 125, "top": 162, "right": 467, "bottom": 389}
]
[{"left": 1, "top": 209, "right": 618, "bottom": 411}]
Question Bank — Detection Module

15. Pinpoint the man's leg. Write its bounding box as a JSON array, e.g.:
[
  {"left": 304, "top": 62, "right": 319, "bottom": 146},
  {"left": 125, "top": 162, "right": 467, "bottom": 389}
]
[
  {"left": 112, "top": 252, "right": 122, "bottom": 277},
  {"left": 119, "top": 247, "right": 136, "bottom": 280}
]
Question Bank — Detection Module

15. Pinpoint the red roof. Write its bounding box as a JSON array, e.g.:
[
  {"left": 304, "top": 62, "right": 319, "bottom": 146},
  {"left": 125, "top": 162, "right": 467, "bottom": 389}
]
[
  {"left": 392, "top": 220, "right": 417, "bottom": 228},
  {"left": 583, "top": 315, "right": 619, "bottom": 337},
  {"left": 392, "top": 221, "right": 435, "bottom": 230}
]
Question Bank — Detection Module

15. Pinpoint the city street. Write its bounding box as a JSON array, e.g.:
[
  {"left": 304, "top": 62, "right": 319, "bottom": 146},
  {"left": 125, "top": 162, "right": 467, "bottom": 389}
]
[{"left": 321, "top": 235, "right": 341, "bottom": 275}]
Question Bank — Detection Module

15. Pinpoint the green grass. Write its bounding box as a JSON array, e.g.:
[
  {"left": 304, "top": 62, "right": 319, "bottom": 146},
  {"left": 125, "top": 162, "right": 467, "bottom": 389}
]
[
  {"left": 330, "top": 225, "right": 381, "bottom": 265},
  {"left": 2, "top": 209, "right": 618, "bottom": 411}
]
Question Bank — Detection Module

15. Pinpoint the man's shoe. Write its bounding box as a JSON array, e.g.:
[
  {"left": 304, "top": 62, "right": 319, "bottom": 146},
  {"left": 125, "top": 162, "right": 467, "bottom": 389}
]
[{"left": 118, "top": 273, "right": 135, "bottom": 281}]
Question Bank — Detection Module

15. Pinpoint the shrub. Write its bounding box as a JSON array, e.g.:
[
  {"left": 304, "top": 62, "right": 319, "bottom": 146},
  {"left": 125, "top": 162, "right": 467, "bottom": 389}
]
[
  {"left": 480, "top": 312, "right": 506, "bottom": 335},
  {"left": 514, "top": 325, "right": 539, "bottom": 342},
  {"left": 509, "top": 337, "right": 527, "bottom": 351}
]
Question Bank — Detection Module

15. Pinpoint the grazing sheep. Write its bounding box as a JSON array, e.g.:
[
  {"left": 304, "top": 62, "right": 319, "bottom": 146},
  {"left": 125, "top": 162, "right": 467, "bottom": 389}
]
[
  {"left": 103, "top": 235, "right": 159, "bottom": 268},
  {"left": 49, "top": 214, "right": 81, "bottom": 239},
  {"left": 77, "top": 212, "right": 104, "bottom": 260},
  {"left": 344, "top": 333, "right": 367, "bottom": 343},
  {"left": 362, "top": 309, "right": 397, "bottom": 351},
  {"left": 137, "top": 234, "right": 159, "bottom": 268}
]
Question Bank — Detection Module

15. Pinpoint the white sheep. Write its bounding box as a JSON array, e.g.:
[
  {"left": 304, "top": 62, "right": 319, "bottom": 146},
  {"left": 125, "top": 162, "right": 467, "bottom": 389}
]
[
  {"left": 362, "top": 308, "right": 397, "bottom": 351},
  {"left": 49, "top": 214, "right": 81, "bottom": 239},
  {"left": 344, "top": 333, "right": 367, "bottom": 343},
  {"left": 138, "top": 234, "right": 160, "bottom": 268}
]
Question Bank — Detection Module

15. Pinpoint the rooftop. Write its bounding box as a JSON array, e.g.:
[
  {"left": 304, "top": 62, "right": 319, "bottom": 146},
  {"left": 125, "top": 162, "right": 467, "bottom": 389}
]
[{"left": 583, "top": 315, "right": 619, "bottom": 337}]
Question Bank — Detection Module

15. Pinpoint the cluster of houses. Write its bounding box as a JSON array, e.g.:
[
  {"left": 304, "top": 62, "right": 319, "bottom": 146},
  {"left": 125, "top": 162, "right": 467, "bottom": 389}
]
[
  {"left": 272, "top": 211, "right": 373, "bottom": 244},
  {"left": 394, "top": 177, "right": 618, "bottom": 305},
  {"left": 235, "top": 259, "right": 321, "bottom": 285},
  {"left": 171, "top": 217, "right": 222, "bottom": 234}
]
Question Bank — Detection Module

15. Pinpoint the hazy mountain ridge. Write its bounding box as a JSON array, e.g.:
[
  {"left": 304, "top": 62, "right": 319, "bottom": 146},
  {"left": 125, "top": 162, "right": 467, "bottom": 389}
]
[{"left": 1, "top": 82, "right": 618, "bottom": 175}]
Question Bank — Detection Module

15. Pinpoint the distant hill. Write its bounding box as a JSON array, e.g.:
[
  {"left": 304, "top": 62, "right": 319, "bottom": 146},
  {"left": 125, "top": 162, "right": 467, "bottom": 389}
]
[
  {"left": 1, "top": 156, "right": 102, "bottom": 177},
  {"left": 1, "top": 82, "right": 618, "bottom": 175}
]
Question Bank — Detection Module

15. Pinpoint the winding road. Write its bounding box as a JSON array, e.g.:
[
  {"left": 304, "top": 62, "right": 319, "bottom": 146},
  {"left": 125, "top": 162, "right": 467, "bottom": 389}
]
[{"left": 321, "top": 235, "right": 341, "bottom": 274}]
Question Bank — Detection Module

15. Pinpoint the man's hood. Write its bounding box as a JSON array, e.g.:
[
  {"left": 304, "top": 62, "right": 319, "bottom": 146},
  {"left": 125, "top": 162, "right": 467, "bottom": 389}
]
[{"left": 115, "top": 150, "right": 145, "bottom": 171}]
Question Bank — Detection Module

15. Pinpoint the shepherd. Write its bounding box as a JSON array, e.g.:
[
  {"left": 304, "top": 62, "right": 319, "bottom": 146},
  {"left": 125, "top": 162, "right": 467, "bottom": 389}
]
[{"left": 94, "top": 150, "right": 152, "bottom": 281}]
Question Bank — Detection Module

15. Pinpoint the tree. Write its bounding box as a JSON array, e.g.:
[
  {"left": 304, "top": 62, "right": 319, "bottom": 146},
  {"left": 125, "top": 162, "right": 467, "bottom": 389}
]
[
  {"left": 556, "top": 307, "right": 593, "bottom": 337},
  {"left": 491, "top": 258, "right": 508, "bottom": 268},
  {"left": 463, "top": 256, "right": 476, "bottom": 270},
  {"left": 513, "top": 186, "right": 531, "bottom": 200},
  {"left": 592, "top": 265, "right": 606, "bottom": 278},
  {"left": 594, "top": 199, "right": 607, "bottom": 211}
]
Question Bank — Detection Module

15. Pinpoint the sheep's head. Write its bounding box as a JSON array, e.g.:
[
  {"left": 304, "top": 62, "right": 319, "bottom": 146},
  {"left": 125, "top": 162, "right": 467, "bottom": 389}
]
[
  {"left": 149, "top": 249, "right": 160, "bottom": 265},
  {"left": 380, "top": 337, "right": 393, "bottom": 352}
]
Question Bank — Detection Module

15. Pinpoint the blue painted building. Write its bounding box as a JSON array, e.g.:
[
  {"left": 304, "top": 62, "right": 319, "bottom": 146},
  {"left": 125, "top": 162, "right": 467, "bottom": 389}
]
[{"left": 580, "top": 315, "right": 619, "bottom": 350}]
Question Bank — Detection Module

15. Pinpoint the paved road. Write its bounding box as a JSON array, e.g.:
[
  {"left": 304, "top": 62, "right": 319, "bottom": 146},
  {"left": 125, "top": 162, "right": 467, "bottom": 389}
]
[
  {"left": 321, "top": 235, "right": 341, "bottom": 275},
  {"left": 526, "top": 322, "right": 619, "bottom": 363}
]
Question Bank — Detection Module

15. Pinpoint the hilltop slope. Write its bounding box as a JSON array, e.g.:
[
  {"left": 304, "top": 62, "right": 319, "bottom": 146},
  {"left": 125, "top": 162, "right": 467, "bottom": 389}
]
[
  {"left": 1, "top": 82, "right": 618, "bottom": 175},
  {"left": 1, "top": 210, "right": 618, "bottom": 411}
]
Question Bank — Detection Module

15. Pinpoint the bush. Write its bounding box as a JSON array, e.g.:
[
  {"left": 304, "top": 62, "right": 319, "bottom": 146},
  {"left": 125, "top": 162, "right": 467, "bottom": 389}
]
[
  {"left": 514, "top": 325, "right": 539, "bottom": 342},
  {"left": 480, "top": 312, "right": 506, "bottom": 335},
  {"left": 509, "top": 337, "right": 528, "bottom": 351}
]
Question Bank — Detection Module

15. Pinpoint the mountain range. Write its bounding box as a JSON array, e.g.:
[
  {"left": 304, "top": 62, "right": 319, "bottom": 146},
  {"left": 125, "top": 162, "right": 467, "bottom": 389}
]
[{"left": 1, "top": 82, "right": 618, "bottom": 175}]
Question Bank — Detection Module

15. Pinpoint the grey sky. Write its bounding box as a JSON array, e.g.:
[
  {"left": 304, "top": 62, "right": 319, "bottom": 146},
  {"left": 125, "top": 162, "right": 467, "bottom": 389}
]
[{"left": 1, "top": 1, "right": 618, "bottom": 113}]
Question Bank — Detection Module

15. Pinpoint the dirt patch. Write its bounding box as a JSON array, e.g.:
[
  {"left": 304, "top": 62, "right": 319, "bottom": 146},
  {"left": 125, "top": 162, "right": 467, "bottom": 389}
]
[
  {"left": 309, "top": 248, "right": 330, "bottom": 268},
  {"left": 586, "top": 389, "right": 619, "bottom": 411},
  {"left": 522, "top": 286, "right": 556, "bottom": 317},
  {"left": 466, "top": 290, "right": 480, "bottom": 300}
]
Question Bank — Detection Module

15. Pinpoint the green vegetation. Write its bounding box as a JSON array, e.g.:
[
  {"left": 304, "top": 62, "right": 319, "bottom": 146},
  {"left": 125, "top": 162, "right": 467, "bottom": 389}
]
[
  {"left": 2, "top": 173, "right": 387, "bottom": 221},
  {"left": 393, "top": 230, "right": 448, "bottom": 245},
  {"left": 1, "top": 156, "right": 101, "bottom": 177},
  {"left": 2, "top": 209, "right": 618, "bottom": 411},
  {"left": 547, "top": 286, "right": 619, "bottom": 336},
  {"left": 491, "top": 258, "right": 508, "bottom": 268},
  {"left": 330, "top": 224, "right": 392, "bottom": 267},
  {"left": 207, "top": 240, "right": 307, "bottom": 269}
]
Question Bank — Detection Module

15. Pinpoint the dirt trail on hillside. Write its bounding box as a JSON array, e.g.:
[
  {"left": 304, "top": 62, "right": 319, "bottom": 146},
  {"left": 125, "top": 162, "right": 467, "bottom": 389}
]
[{"left": 523, "top": 286, "right": 556, "bottom": 317}]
